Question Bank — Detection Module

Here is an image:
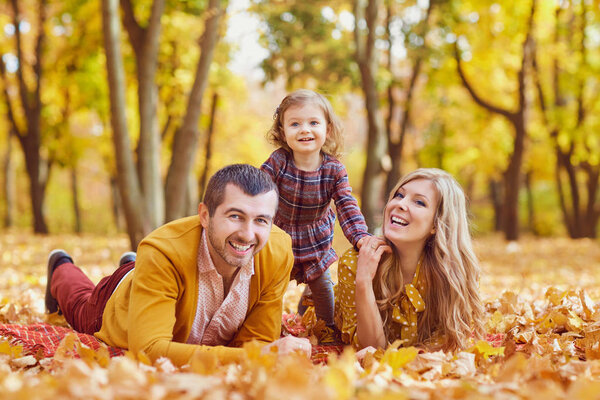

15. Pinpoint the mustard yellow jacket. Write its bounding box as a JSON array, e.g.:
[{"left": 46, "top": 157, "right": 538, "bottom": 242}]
[{"left": 95, "top": 215, "right": 293, "bottom": 366}]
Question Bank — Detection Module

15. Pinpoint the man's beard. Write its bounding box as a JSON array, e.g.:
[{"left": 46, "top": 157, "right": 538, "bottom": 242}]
[{"left": 206, "top": 224, "right": 255, "bottom": 270}]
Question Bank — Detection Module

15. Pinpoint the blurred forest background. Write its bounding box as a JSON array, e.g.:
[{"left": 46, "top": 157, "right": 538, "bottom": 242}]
[{"left": 0, "top": 0, "right": 599, "bottom": 250}]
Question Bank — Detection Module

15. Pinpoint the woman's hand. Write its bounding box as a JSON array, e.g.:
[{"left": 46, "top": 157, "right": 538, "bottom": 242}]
[{"left": 355, "top": 236, "right": 391, "bottom": 286}]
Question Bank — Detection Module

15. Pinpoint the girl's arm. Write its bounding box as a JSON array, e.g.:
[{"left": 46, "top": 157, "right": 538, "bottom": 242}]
[
  {"left": 331, "top": 163, "right": 369, "bottom": 246},
  {"left": 355, "top": 236, "right": 391, "bottom": 349}
]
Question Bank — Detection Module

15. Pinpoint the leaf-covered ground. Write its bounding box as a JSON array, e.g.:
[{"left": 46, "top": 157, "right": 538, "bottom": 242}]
[{"left": 1, "top": 231, "right": 599, "bottom": 399}]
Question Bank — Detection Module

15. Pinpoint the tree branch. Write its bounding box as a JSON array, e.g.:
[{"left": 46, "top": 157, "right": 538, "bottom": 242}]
[
  {"left": 120, "top": 0, "right": 145, "bottom": 55},
  {"left": 0, "top": 62, "right": 24, "bottom": 140},
  {"left": 9, "top": 0, "right": 32, "bottom": 123},
  {"left": 453, "top": 44, "right": 515, "bottom": 120}
]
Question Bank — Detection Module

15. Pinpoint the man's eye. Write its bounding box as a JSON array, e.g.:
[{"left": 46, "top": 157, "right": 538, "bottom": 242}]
[
  {"left": 229, "top": 214, "right": 240, "bottom": 220},
  {"left": 256, "top": 218, "right": 269, "bottom": 225}
]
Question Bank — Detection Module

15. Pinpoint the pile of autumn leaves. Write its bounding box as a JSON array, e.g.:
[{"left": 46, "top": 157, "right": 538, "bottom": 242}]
[{"left": 1, "top": 233, "right": 599, "bottom": 399}]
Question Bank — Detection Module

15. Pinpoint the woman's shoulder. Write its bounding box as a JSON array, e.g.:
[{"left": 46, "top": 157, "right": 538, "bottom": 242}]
[{"left": 338, "top": 248, "right": 359, "bottom": 276}]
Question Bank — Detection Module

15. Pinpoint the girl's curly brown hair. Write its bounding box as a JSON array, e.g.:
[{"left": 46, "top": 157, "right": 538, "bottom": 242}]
[{"left": 267, "top": 89, "right": 343, "bottom": 158}]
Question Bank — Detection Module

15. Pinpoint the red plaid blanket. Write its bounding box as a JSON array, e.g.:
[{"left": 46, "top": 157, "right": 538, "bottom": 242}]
[
  {"left": 0, "top": 323, "right": 125, "bottom": 358},
  {"left": 0, "top": 322, "right": 340, "bottom": 362},
  {"left": 0, "top": 320, "right": 503, "bottom": 363}
]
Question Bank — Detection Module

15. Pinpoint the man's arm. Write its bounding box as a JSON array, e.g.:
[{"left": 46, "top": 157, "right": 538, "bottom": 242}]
[{"left": 127, "top": 242, "right": 249, "bottom": 366}]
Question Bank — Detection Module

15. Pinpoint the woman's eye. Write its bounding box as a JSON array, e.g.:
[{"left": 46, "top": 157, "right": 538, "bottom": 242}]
[
  {"left": 394, "top": 192, "right": 404, "bottom": 199},
  {"left": 416, "top": 200, "right": 426, "bottom": 207}
]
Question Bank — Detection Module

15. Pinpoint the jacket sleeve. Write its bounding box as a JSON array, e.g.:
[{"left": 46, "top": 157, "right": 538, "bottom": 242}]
[
  {"left": 332, "top": 164, "right": 370, "bottom": 246},
  {"left": 127, "top": 242, "right": 247, "bottom": 366}
]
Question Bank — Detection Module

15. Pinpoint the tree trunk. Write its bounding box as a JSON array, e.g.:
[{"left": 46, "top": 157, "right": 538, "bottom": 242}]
[
  {"left": 354, "top": 0, "right": 387, "bottom": 233},
  {"left": 109, "top": 175, "right": 124, "bottom": 232},
  {"left": 3, "top": 0, "right": 50, "bottom": 233},
  {"left": 198, "top": 92, "right": 219, "bottom": 202},
  {"left": 71, "top": 166, "right": 82, "bottom": 233},
  {"left": 2, "top": 130, "right": 15, "bottom": 228},
  {"left": 524, "top": 170, "right": 536, "bottom": 235},
  {"left": 120, "top": 0, "right": 166, "bottom": 229},
  {"left": 455, "top": 1, "right": 535, "bottom": 241},
  {"left": 165, "top": 0, "right": 222, "bottom": 222},
  {"left": 489, "top": 179, "right": 503, "bottom": 232},
  {"left": 102, "top": 0, "right": 150, "bottom": 249},
  {"left": 385, "top": 1, "right": 433, "bottom": 195},
  {"left": 531, "top": 3, "right": 600, "bottom": 238}
]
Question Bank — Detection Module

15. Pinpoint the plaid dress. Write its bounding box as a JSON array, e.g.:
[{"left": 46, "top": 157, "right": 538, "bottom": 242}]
[{"left": 261, "top": 148, "right": 369, "bottom": 283}]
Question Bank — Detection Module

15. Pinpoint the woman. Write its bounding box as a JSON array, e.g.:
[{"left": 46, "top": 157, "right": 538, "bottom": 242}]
[{"left": 335, "top": 168, "right": 484, "bottom": 351}]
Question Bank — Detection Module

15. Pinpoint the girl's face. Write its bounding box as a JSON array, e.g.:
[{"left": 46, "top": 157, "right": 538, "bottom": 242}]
[
  {"left": 383, "top": 178, "right": 439, "bottom": 250},
  {"left": 282, "top": 103, "right": 329, "bottom": 158}
]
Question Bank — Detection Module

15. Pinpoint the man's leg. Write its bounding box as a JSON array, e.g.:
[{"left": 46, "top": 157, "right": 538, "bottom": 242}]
[
  {"left": 50, "top": 256, "right": 99, "bottom": 334},
  {"left": 48, "top": 250, "right": 136, "bottom": 334}
]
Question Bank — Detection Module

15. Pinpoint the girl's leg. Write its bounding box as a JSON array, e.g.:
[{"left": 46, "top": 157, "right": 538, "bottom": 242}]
[{"left": 306, "top": 269, "right": 335, "bottom": 327}]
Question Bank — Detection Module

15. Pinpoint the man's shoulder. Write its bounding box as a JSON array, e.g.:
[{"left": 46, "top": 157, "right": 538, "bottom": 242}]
[
  {"left": 138, "top": 216, "right": 202, "bottom": 263},
  {"left": 259, "top": 225, "right": 292, "bottom": 254},
  {"left": 254, "top": 225, "right": 293, "bottom": 272},
  {"left": 143, "top": 215, "right": 201, "bottom": 241}
]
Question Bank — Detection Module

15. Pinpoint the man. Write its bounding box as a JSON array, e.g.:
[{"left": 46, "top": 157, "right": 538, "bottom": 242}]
[{"left": 45, "top": 164, "right": 311, "bottom": 366}]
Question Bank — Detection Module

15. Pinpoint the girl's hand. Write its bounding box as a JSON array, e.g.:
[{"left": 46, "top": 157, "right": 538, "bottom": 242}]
[{"left": 355, "top": 236, "right": 391, "bottom": 285}]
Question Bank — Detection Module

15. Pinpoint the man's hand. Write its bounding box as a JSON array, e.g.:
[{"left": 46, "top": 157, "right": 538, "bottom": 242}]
[
  {"left": 355, "top": 345, "right": 377, "bottom": 361},
  {"left": 261, "top": 336, "right": 312, "bottom": 357}
]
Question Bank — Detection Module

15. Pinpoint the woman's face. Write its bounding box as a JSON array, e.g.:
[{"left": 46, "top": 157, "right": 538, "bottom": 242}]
[{"left": 383, "top": 178, "right": 439, "bottom": 250}]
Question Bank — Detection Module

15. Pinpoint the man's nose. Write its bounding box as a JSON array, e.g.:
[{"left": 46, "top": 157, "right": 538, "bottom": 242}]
[{"left": 238, "top": 222, "right": 254, "bottom": 241}]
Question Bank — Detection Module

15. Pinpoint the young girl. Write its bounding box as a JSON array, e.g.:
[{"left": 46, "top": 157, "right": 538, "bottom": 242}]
[
  {"left": 261, "top": 89, "right": 369, "bottom": 336},
  {"left": 335, "top": 168, "right": 485, "bottom": 351}
]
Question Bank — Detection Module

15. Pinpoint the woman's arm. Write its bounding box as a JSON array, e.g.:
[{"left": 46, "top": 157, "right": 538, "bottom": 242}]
[{"left": 354, "top": 236, "right": 391, "bottom": 349}]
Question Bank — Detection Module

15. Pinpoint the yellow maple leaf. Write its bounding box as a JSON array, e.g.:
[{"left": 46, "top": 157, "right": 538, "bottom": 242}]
[
  {"left": 545, "top": 287, "right": 566, "bottom": 306},
  {"left": 380, "top": 346, "right": 419, "bottom": 375},
  {"left": 0, "top": 340, "right": 23, "bottom": 358},
  {"left": 468, "top": 340, "right": 505, "bottom": 361}
]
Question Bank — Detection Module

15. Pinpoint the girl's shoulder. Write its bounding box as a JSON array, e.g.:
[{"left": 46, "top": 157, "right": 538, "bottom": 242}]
[
  {"left": 267, "top": 147, "right": 292, "bottom": 162},
  {"left": 320, "top": 153, "right": 348, "bottom": 175}
]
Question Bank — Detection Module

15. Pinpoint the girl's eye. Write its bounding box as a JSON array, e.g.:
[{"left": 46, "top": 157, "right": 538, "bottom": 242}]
[
  {"left": 310, "top": 121, "right": 319, "bottom": 125},
  {"left": 291, "top": 122, "right": 299, "bottom": 127},
  {"left": 416, "top": 200, "right": 426, "bottom": 207},
  {"left": 394, "top": 192, "right": 404, "bottom": 199}
]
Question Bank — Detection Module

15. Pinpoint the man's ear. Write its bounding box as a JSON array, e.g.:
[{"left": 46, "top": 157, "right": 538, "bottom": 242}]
[{"left": 198, "top": 203, "right": 210, "bottom": 228}]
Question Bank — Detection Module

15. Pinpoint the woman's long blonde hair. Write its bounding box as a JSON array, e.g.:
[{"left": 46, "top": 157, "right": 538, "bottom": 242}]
[{"left": 373, "top": 168, "right": 484, "bottom": 350}]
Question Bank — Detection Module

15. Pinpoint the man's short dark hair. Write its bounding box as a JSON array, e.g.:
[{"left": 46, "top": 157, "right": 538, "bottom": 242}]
[{"left": 203, "top": 164, "right": 278, "bottom": 216}]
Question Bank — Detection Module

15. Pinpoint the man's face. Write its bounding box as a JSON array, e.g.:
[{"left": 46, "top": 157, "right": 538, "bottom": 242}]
[{"left": 199, "top": 184, "right": 278, "bottom": 273}]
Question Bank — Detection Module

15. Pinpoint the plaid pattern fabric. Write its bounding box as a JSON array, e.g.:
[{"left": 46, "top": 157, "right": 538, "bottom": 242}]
[
  {"left": 261, "top": 149, "right": 369, "bottom": 283},
  {"left": 0, "top": 323, "right": 125, "bottom": 358}
]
